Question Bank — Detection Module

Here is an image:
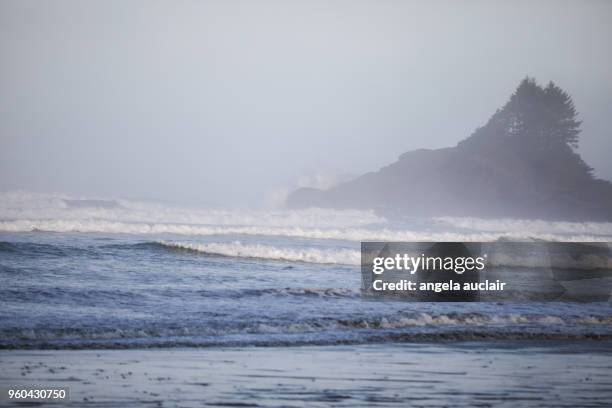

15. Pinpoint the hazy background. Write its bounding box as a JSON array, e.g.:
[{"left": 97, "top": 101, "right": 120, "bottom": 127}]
[{"left": 1, "top": 0, "right": 611, "bottom": 207}]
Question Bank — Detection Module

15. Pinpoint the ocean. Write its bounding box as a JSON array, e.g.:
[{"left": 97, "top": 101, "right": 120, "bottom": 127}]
[
  {"left": 1, "top": 192, "right": 611, "bottom": 349},
  {"left": 1, "top": 192, "right": 611, "bottom": 406}
]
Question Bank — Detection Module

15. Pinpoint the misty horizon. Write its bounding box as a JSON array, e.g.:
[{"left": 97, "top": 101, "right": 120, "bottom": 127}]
[{"left": 1, "top": 0, "right": 612, "bottom": 208}]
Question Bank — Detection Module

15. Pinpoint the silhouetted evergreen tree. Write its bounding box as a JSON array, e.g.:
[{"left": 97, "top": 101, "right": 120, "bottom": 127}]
[
  {"left": 458, "top": 77, "right": 593, "bottom": 181},
  {"left": 504, "top": 77, "right": 582, "bottom": 150},
  {"left": 543, "top": 81, "right": 581, "bottom": 149}
]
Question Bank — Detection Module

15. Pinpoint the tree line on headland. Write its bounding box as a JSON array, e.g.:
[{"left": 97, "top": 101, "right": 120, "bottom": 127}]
[{"left": 287, "top": 78, "right": 612, "bottom": 221}]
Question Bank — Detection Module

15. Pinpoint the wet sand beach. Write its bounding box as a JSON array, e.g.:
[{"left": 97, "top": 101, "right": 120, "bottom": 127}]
[{"left": 2, "top": 341, "right": 612, "bottom": 407}]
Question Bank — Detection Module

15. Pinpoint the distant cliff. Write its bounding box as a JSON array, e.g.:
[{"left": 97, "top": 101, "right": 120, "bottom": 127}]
[{"left": 287, "top": 78, "right": 612, "bottom": 221}]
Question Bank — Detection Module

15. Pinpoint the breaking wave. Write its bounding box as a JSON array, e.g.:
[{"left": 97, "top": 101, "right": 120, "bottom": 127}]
[
  {"left": 2, "top": 312, "right": 611, "bottom": 349},
  {"left": 436, "top": 216, "right": 612, "bottom": 237},
  {"left": 4, "top": 239, "right": 612, "bottom": 270},
  {"left": 2, "top": 219, "right": 611, "bottom": 243},
  {"left": 158, "top": 241, "right": 361, "bottom": 265},
  {"left": 2, "top": 192, "right": 612, "bottom": 242},
  {"left": 0, "top": 191, "right": 384, "bottom": 228}
]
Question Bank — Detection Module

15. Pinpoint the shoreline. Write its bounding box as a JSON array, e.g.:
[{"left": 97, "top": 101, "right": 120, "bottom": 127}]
[
  {"left": 2, "top": 341, "right": 611, "bottom": 407},
  {"left": 3, "top": 328, "right": 612, "bottom": 350}
]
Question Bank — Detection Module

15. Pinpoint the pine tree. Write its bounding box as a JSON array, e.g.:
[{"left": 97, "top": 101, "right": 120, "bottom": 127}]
[
  {"left": 502, "top": 77, "right": 582, "bottom": 150},
  {"left": 458, "top": 77, "right": 593, "bottom": 180},
  {"left": 543, "top": 81, "right": 582, "bottom": 149}
]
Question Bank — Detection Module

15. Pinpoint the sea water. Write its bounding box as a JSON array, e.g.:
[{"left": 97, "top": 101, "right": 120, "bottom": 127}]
[{"left": 1, "top": 192, "right": 611, "bottom": 350}]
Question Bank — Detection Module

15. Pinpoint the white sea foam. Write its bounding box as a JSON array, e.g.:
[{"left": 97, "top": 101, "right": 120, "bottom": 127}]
[
  {"left": 2, "top": 218, "right": 611, "bottom": 243},
  {"left": 436, "top": 216, "right": 612, "bottom": 236},
  {"left": 2, "top": 192, "right": 612, "bottom": 241},
  {"left": 158, "top": 241, "right": 612, "bottom": 269},
  {"left": 0, "top": 191, "right": 384, "bottom": 228},
  {"left": 158, "top": 241, "right": 361, "bottom": 265}
]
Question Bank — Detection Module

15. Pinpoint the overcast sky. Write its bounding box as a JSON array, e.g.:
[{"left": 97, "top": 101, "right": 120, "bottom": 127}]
[{"left": 1, "top": 0, "right": 611, "bottom": 207}]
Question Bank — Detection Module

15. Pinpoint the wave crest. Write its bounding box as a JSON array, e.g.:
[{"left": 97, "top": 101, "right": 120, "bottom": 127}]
[
  {"left": 159, "top": 241, "right": 361, "bottom": 265},
  {"left": 2, "top": 219, "right": 611, "bottom": 243},
  {"left": 436, "top": 216, "right": 612, "bottom": 236},
  {"left": 0, "top": 191, "right": 384, "bottom": 228}
]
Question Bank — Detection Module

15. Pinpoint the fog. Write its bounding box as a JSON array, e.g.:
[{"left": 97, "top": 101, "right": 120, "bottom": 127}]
[{"left": 1, "top": 0, "right": 611, "bottom": 207}]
